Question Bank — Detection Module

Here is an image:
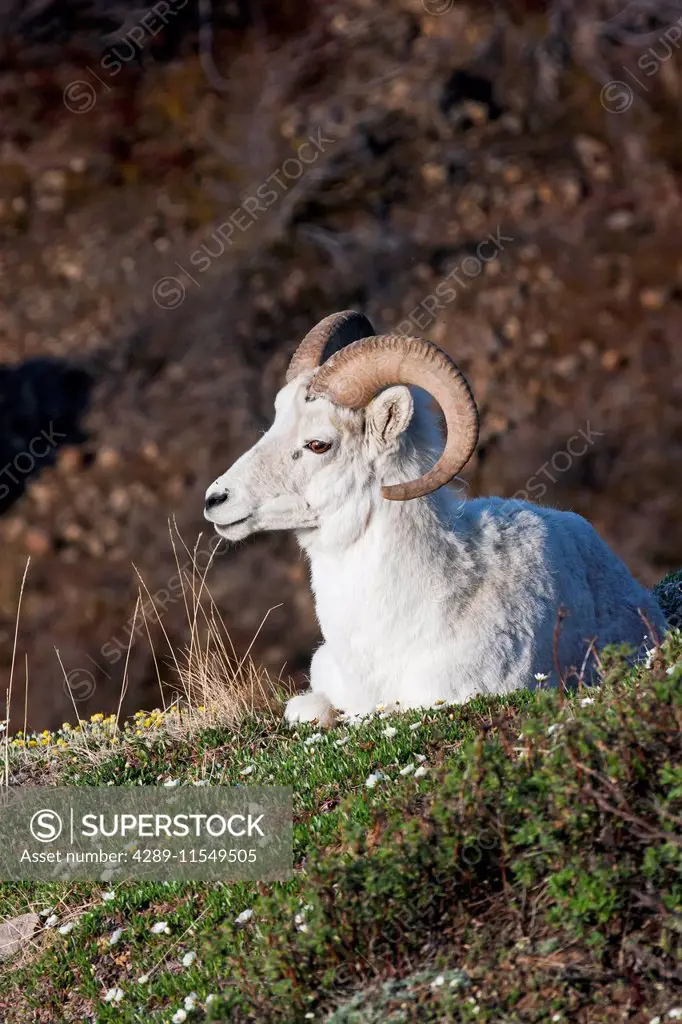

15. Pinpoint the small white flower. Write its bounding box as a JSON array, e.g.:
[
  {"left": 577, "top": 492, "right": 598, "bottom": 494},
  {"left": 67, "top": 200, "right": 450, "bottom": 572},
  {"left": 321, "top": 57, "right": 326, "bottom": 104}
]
[
  {"left": 415, "top": 753, "right": 426, "bottom": 762},
  {"left": 184, "top": 992, "right": 198, "bottom": 1011},
  {"left": 235, "top": 908, "right": 253, "bottom": 926},
  {"left": 206, "top": 994, "right": 217, "bottom": 1006},
  {"left": 382, "top": 726, "right": 397, "bottom": 738},
  {"left": 552, "top": 1015, "right": 562, "bottom": 1022},
  {"left": 171, "top": 1010, "right": 187, "bottom": 1024},
  {"left": 108, "top": 928, "right": 123, "bottom": 946},
  {"left": 0, "top": 723, "right": 5, "bottom": 732},
  {"left": 579, "top": 697, "right": 595, "bottom": 706},
  {"left": 365, "top": 772, "right": 384, "bottom": 789},
  {"left": 431, "top": 974, "right": 445, "bottom": 987},
  {"left": 102, "top": 890, "right": 115, "bottom": 902},
  {"left": 163, "top": 778, "right": 179, "bottom": 787},
  {"left": 414, "top": 766, "right": 428, "bottom": 778},
  {"left": 534, "top": 672, "right": 549, "bottom": 682},
  {"left": 193, "top": 779, "right": 209, "bottom": 786},
  {"left": 305, "top": 1014, "right": 315, "bottom": 1020},
  {"left": 334, "top": 736, "right": 350, "bottom": 747},
  {"left": 667, "top": 664, "right": 680, "bottom": 676},
  {"left": 649, "top": 1017, "right": 661, "bottom": 1024},
  {"left": 433, "top": 699, "right": 446, "bottom": 706},
  {"left": 181, "top": 951, "right": 196, "bottom": 968},
  {"left": 58, "top": 922, "right": 74, "bottom": 935},
  {"left": 375, "top": 703, "right": 386, "bottom": 712},
  {"left": 399, "top": 763, "right": 415, "bottom": 776},
  {"left": 150, "top": 921, "right": 171, "bottom": 935},
  {"left": 409, "top": 722, "right": 421, "bottom": 731},
  {"left": 668, "top": 1011, "right": 682, "bottom": 1020},
  {"left": 44, "top": 914, "right": 59, "bottom": 928},
  {"left": 304, "top": 733, "right": 322, "bottom": 746},
  {"left": 239, "top": 764, "right": 255, "bottom": 775},
  {"left": 39, "top": 908, "right": 54, "bottom": 918},
  {"left": 103, "top": 987, "right": 124, "bottom": 1004},
  {"left": 547, "top": 724, "right": 561, "bottom": 735},
  {"left": 137, "top": 974, "right": 149, "bottom": 984}
]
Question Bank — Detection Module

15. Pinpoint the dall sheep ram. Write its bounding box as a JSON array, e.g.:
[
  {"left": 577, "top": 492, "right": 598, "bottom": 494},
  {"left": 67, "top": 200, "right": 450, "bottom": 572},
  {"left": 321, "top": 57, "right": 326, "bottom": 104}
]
[{"left": 205, "top": 311, "right": 667, "bottom": 726}]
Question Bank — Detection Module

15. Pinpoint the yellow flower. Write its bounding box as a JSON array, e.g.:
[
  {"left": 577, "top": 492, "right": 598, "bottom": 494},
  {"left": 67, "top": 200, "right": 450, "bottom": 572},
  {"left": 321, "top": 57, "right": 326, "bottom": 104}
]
[
  {"left": 91, "top": 713, "right": 104, "bottom": 722},
  {"left": 28, "top": 739, "right": 38, "bottom": 747}
]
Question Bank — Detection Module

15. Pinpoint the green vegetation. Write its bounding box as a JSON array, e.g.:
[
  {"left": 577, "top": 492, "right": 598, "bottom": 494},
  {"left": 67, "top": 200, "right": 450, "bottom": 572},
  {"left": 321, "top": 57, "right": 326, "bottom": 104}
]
[{"left": 0, "top": 631, "right": 680, "bottom": 1023}]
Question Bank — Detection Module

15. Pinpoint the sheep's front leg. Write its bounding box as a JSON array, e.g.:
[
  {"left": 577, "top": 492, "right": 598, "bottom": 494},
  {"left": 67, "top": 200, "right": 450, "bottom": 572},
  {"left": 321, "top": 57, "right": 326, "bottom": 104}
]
[{"left": 283, "top": 644, "right": 346, "bottom": 728}]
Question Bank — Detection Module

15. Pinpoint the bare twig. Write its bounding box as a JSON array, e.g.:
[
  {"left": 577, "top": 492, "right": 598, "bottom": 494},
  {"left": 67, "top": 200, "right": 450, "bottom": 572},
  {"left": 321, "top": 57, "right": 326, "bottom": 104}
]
[
  {"left": 638, "top": 607, "right": 661, "bottom": 651},
  {"left": 553, "top": 605, "right": 570, "bottom": 704},
  {"left": 584, "top": 786, "right": 682, "bottom": 847},
  {"left": 577, "top": 636, "right": 599, "bottom": 692}
]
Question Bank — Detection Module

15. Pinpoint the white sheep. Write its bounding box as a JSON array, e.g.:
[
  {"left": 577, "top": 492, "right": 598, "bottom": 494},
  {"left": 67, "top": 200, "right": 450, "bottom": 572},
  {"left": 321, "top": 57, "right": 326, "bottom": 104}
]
[{"left": 204, "top": 311, "right": 667, "bottom": 726}]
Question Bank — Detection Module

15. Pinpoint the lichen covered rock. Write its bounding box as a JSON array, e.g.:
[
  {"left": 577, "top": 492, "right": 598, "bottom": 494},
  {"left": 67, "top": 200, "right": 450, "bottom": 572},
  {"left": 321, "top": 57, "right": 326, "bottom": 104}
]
[{"left": 654, "top": 569, "right": 682, "bottom": 630}]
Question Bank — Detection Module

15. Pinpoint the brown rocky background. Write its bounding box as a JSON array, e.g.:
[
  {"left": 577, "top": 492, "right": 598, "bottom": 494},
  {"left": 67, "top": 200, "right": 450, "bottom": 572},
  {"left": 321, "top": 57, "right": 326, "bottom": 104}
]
[{"left": 0, "top": 0, "right": 681, "bottom": 730}]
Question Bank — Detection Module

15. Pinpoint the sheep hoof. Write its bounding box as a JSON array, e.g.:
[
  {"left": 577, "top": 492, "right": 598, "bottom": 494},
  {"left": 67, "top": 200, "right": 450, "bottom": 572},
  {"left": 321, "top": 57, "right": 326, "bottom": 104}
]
[{"left": 284, "top": 692, "right": 338, "bottom": 729}]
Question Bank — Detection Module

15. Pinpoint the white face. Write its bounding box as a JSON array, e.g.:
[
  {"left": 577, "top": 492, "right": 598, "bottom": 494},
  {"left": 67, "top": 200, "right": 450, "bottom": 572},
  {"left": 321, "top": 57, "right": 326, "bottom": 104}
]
[{"left": 204, "top": 375, "right": 415, "bottom": 542}]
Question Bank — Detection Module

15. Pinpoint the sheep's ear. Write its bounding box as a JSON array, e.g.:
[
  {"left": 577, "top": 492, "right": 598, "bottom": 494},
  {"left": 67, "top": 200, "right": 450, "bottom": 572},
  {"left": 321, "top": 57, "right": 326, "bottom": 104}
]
[{"left": 365, "top": 386, "right": 414, "bottom": 446}]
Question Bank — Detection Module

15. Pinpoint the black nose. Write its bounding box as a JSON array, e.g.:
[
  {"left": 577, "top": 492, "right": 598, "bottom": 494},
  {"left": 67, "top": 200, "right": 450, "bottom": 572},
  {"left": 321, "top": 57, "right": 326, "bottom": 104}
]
[{"left": 205, "top": 490, "right": 229, "bottom": 511}]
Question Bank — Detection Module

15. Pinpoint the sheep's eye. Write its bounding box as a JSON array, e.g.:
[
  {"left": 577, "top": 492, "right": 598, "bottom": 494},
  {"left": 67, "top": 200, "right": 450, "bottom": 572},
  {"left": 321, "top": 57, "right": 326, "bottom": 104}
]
[{"left": 304, "top": 440, "right": 332, "bottom": 455}]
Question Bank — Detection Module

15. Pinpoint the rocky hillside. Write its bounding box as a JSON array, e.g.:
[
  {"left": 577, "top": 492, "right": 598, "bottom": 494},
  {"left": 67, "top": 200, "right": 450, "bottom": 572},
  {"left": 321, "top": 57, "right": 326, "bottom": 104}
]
[{"left": 1, "top": 0, "right": 682, "bottom": 728}]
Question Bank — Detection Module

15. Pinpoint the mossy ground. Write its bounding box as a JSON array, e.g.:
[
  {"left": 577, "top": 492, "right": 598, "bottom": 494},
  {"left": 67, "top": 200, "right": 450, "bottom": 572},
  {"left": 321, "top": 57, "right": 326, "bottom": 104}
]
[{"left": 0, "top": 633, "right": 681, "bottom": 1023}]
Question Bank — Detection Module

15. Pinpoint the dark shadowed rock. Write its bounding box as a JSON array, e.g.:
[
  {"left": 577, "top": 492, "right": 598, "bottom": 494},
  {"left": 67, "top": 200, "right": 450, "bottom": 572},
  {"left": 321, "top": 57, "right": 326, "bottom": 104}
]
[
  {"left": 0, "top": 359, "right": 91, "bottom": 514},
  {"left": 654, "top": 570, "right": 682, "bottom": 631}
]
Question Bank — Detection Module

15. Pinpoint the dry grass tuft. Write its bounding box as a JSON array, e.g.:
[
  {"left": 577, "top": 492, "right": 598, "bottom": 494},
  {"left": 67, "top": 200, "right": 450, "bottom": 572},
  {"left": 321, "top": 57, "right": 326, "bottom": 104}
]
[
  {"left": 1, "top": 523, "right": 294, "bottom": 778},
  {"left": 160, "top": 519, "right": 288, "bottom": 730}
]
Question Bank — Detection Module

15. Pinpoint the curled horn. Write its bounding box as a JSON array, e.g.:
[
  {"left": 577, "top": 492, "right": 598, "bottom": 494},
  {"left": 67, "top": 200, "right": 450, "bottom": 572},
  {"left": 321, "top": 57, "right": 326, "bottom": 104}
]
[
  {"left": 286, "top": 311, "right": 375, "bottom": 383},
  {"left": 309, "top": 334, "right": 479, "bottom": 501}
]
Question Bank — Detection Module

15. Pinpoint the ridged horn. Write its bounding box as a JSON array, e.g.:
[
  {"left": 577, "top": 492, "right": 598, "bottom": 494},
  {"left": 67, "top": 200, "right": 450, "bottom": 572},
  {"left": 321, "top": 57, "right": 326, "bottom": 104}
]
[
  {"left": 308, "top": 334, "right": 479, "bottom": 501},
  {"left": 286, "top": 311, "right": 375, "bottom": 383}
]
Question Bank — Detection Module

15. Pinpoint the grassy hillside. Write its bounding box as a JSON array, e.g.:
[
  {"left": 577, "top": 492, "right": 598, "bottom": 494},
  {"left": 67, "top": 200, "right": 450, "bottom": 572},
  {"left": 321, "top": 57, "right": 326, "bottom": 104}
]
[{"left": 0, "top": 628, "right": 680, "bottom": 1023}]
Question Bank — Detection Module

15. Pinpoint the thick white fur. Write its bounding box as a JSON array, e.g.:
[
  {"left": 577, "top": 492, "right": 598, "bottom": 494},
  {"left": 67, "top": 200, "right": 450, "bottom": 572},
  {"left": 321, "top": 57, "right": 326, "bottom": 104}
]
[{"left": 205, "top": 373, "right": 667, "bottom": 724}]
